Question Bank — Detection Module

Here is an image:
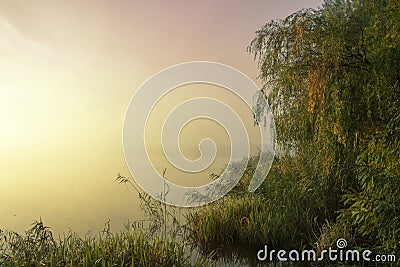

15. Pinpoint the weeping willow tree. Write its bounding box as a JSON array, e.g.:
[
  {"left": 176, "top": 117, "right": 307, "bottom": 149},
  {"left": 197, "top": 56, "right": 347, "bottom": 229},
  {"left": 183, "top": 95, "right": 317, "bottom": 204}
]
[{"left": 249, "top": 0, "right": 399, "bottom": 256}]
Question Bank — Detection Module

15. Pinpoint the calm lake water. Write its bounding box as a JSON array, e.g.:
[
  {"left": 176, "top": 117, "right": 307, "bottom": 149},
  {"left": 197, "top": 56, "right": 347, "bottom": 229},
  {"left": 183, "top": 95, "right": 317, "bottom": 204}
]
[{"left": 1, "top": 83, "right": 265, "bottom": 235}]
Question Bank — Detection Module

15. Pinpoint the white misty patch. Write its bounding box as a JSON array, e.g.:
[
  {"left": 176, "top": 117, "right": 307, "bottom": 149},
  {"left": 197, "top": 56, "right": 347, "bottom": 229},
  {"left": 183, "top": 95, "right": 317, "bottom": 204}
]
[{"left": 0, "top": 19, "right": 56, "bottom": 60}]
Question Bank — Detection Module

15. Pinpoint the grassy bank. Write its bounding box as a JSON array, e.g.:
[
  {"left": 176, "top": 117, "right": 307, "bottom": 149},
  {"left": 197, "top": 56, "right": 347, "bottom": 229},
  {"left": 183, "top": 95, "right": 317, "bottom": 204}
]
[
  {"left": 187, "top": 157, "right": 324, "bottom": 251},
  {"left": 186, "top": 155, "right": 399, "bottom": 266},
  {"left": 0, "top": 218, "right": 211, "bottom": 266}
]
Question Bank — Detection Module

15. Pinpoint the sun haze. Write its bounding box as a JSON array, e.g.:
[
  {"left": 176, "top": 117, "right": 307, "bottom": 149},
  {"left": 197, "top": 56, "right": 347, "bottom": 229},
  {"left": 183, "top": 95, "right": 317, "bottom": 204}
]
[{"left": 0, "top": 0, "right": 323, "bottom": 235}]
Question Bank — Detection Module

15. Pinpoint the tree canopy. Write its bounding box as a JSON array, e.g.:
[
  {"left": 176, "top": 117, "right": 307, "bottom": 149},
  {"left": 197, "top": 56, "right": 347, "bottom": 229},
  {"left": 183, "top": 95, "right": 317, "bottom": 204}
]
[{"left": 249, "top": 0, "right": 399, "bottom": 257}]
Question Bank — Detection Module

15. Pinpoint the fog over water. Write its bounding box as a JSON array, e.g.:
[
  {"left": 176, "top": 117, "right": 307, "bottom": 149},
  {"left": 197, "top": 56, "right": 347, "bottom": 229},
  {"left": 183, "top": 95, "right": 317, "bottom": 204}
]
[{"left": 0, "top": 0, "right": 323, "bottom": 235}]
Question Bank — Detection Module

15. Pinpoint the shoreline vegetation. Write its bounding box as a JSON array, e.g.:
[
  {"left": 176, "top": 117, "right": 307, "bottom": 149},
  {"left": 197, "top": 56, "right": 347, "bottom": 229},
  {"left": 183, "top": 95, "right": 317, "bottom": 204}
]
[
  {"left": 189, "top": 0, "right": 399, "bottom": 265},
  {"left": 0, "top": 218, "right": 213, "bottom": 267},
  {"left": 0, "top": 181, "right": 217, "bottom": 267},
  {"left": 1, "top": 0, "right": 398, "bottom": 266},
  {"left": 188, "top": 0, "right": 399, "bottom": 265}
]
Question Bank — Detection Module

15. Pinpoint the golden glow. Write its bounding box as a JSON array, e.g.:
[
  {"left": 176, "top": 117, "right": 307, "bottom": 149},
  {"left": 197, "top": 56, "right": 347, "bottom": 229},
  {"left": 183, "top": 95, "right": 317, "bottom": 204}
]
[
  {"left": 0, "top": 0, "right": 323, "bottom": 235},
  {"left": 145, "top": 83, "right": 261, "bottom": 187}
]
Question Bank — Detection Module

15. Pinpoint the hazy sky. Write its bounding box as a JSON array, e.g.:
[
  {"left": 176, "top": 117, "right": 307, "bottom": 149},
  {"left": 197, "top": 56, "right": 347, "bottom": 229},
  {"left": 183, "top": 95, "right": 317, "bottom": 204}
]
[{"left": 0, "top": 0, "right": 323, "bottom": 234}]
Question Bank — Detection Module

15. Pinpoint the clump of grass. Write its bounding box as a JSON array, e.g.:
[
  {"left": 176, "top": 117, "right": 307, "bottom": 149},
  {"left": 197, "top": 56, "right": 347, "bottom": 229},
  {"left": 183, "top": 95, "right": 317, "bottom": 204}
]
[
  {"left": 315, "top": 220, "right": 354, "bottom": 254},
  {"left": 0, "top": 219, "right": 212, "bottom": 267},
  {"left": 187, "top": 156, "right": 326, "bottom": 251}
]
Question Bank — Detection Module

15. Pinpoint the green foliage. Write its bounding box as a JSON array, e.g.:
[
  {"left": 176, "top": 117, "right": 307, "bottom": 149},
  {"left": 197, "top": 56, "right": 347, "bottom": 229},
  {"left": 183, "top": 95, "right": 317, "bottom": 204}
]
[
  {"left": 249, "top": 0, "right": 400, "bottom": 216},
  {"left": 340, "top": 113, "right": 400, "bottom": 258},
  {"left": 187, "top": 2, "right": 399, "bottom": 259},
  {"left": 247, "top": 0, "right": 399, "bottom": 260}
]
